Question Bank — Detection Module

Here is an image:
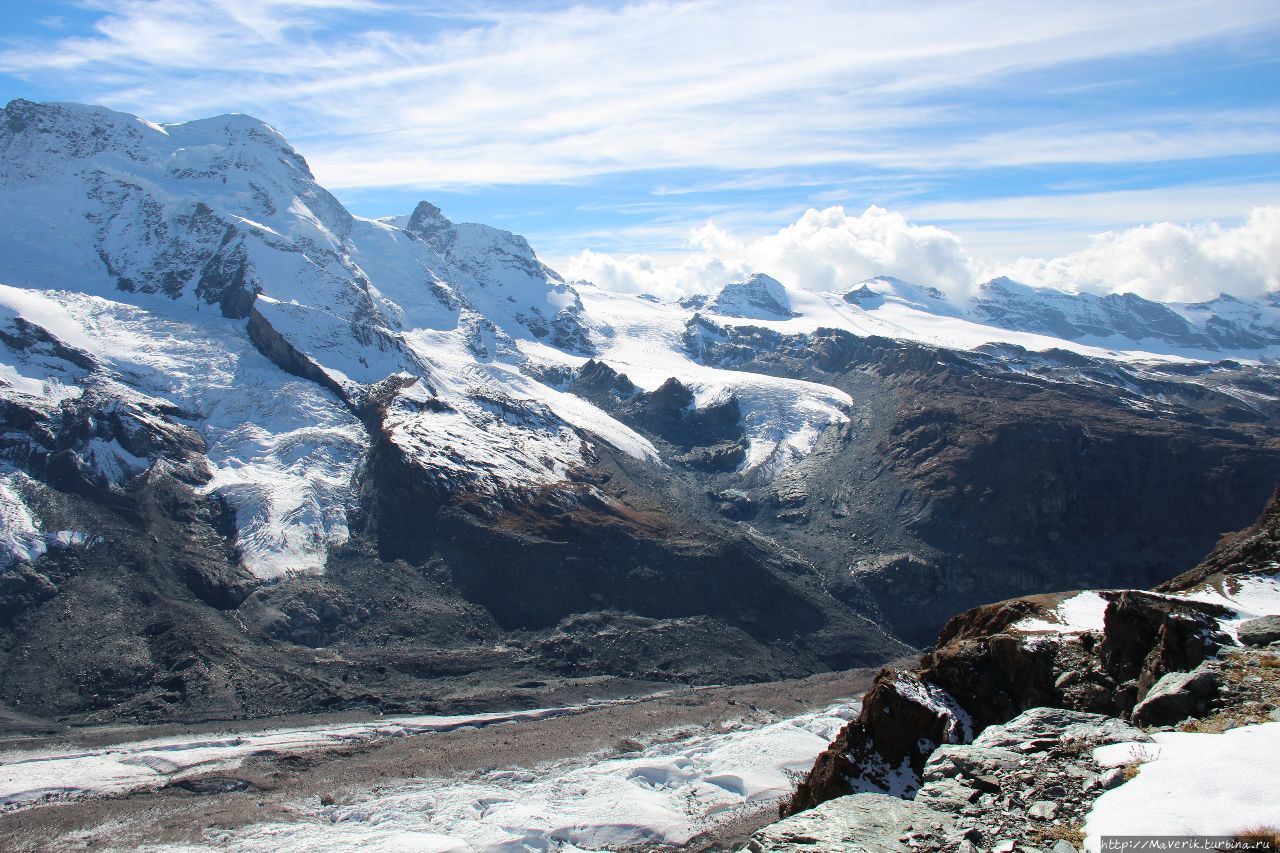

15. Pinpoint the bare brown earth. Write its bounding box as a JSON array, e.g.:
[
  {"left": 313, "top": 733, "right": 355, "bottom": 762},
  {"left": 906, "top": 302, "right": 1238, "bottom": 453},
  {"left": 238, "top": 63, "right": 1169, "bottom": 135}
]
[{"left": 0, "top": 664, "right": 898, "bottom": 852}]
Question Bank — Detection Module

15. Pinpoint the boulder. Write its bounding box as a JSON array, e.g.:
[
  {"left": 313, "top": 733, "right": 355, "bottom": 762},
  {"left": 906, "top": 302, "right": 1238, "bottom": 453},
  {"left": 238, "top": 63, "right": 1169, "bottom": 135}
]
[
  {"left": 1029, "top": 800, "right": 1059, "bottom": 820},
  {"left": 1237, "top": 615, "right": 1280, "bottom": 647},
  {"left": 921, "top": 744, "right": 1022, "bottom": 782},
  {"left": 748, "top": 793, "right": 957, "bottom": 852},
  {"left": 1131, "top": 669, "right": 1221, "bottom": 726},
  {"left": 971, "top": 707, "right": 1150, "bottom": 752},
  {"left": 913, "top": 776, "right": 979, "bottom": 812}
]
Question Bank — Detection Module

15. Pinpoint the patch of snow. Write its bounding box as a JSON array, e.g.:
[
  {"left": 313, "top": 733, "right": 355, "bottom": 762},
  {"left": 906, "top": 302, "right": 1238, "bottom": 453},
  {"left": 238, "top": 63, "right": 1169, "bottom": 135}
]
[
  {"left": 1173, "top": 573, "right": 1280, "bottom": 642},
  {"left": 1084, "top": 721, "right": 1280, "bottom": 848},
  {"left": 1012, "top": 591, "right": 1110, "bottom": 635}
]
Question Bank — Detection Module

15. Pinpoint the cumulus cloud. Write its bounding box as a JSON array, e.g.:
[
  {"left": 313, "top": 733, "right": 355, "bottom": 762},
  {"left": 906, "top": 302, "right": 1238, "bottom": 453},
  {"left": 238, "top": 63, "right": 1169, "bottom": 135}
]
[
  {"left": 564, "top": 205, "right": 1280, "bottom": 304},
  {"left": 565, "top": 206, "right": 982, "bottom": 300},
  {"left": 566, "top": 250, "right": 753, "bottom": 301},
  {"left": 1002, "top": 207, "right": 1280, "bottom": 302}
]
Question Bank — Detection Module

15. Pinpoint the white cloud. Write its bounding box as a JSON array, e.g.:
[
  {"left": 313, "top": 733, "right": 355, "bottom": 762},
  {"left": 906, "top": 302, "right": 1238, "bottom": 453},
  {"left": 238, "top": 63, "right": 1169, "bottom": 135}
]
[
  {"left": 563, "top": 205, "right": 1280, "bottom": 304},
  {"left": 1004, "top": 207, "right": 1280, "bottom": 302},
  {"left": 901, "top": 182, "right": 1280, "bottom": 231},
  {"left": 565, "top": 205, "right": 979, "bottom": 300},
  {"left": 568, "top": 249, "right": 752, "bottom": 300}
]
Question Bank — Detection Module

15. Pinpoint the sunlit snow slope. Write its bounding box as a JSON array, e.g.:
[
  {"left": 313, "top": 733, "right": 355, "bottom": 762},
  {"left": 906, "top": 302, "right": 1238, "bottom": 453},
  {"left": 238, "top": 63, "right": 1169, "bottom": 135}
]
[{"left": 1, "top": 98, "right": 1276, "bottom": 584}]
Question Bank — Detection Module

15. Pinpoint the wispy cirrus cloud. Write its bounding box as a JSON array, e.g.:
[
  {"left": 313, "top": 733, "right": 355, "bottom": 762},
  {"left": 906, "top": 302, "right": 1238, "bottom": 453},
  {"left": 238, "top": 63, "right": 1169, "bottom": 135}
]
[
  {"left": 3, "top": 0, "right": 1278, "bottom": 186},
  {"left": 1, "top": 1, "right": 1277, "bottom": 297}
]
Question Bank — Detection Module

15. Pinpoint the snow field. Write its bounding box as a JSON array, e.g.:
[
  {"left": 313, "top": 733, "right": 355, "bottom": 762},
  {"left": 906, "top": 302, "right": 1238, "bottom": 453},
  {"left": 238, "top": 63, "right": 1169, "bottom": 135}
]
[{"left": 1086, "top": 721, "right": 1280, "bottom": 847}]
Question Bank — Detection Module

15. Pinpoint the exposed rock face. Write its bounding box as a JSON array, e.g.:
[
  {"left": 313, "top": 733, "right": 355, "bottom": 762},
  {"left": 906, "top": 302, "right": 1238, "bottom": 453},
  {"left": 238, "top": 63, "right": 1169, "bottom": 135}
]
[{"left": 787, "top": 670, "right": 972, "bottom": 811}]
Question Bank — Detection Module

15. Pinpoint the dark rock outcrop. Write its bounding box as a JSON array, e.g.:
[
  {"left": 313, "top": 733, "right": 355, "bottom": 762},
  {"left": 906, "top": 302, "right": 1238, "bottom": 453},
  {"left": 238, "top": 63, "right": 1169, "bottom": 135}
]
[
  {"left": 569, "top": 362, "right": 748, "bottom": 471},
  {"left": 788, "top": 669, "right": 971, "bottom": 812},
  {"left": 245, "top": 305, "right": 348, "bottom": 402},
  {"left": 1098, "top": 590, "right": 1229, "bottom": 704}
]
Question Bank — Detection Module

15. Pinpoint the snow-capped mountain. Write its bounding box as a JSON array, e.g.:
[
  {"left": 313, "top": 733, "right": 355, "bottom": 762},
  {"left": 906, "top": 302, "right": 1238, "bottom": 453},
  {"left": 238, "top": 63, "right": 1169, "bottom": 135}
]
[
  {"left": 693, "top": 273, "right": 1280, "bottom": 360},
  {"left": 0, "top": 100, "right": 869, "bottom": 578},
  {"left": 1, "top": 99, "right": 1278, "bottom": 725},
  {"left": 682, "top": 273, "right": 795, "bottom": 320},
  {"left": 970, "top": 276, "right": 1280, "bottom": 353}
]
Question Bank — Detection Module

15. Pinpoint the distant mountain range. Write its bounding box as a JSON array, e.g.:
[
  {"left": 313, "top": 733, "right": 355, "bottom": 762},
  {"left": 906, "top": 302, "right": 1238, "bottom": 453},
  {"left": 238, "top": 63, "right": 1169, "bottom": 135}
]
[{"left": 1, "top": 99, "right": 1278, "bottom": 725}]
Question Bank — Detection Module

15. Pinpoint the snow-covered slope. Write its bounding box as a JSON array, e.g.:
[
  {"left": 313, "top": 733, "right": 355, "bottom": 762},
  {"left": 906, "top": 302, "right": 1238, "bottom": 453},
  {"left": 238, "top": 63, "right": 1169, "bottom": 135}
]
[
  {"left": 1, "top": 97, "right": 1277, "bottom": 588},
  {"left": 972, "top": 277, "right": 1280, "bottom": 354},
  {"left": 0, "top": 100, "right": 648, "bottom": 578},
  {"left": 705, "top": 273, "right": 795, "bottom": 320},
  {"left": 0, "top": 99, "right": 855, "bottom": 580}
]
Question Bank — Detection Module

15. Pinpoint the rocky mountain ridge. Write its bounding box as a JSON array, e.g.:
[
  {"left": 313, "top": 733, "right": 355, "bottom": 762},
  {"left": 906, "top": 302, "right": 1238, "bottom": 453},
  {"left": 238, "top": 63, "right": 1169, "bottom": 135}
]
[{"left": 764, "top": 483, "right": 1280, "bottom": 851}]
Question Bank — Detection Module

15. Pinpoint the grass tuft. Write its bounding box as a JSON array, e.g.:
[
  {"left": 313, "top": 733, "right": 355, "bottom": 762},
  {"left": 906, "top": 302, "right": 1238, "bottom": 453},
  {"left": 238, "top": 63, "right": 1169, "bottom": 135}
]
[
  {"left": 1222, "top": 826, "right": 1280, "bottom": 851},
  {"left": 1030, "top": 824, "right": 1086, "bottom": 846}
]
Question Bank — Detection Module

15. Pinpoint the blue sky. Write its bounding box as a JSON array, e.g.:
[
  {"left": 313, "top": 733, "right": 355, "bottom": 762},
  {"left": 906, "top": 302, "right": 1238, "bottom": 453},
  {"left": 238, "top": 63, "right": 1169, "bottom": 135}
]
[{"left": 1, "top": 1, "right": 1278, "bottom": 300}]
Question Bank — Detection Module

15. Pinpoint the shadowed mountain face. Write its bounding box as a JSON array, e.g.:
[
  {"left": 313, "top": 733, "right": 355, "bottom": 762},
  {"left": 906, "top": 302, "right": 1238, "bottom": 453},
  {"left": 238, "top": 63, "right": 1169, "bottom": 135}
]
[{"left": 1, "top": 99, "right": 1279, "bottom": 725}]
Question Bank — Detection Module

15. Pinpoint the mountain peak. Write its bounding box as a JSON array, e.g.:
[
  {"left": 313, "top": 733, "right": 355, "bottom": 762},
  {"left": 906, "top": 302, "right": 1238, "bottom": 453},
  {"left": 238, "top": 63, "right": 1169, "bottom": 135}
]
[
  {"left": 708, "top": 272, "right": 793, "bottom": 320},
  {"left": 406, "top": 200, "right": 454, "bottom": 244}
]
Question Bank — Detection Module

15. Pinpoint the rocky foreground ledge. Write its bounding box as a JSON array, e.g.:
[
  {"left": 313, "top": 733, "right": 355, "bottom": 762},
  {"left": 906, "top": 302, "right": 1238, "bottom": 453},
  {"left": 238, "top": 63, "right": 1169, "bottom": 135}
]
[{"left": 751, "top": 484, "right": 1280, "bottom": 851}]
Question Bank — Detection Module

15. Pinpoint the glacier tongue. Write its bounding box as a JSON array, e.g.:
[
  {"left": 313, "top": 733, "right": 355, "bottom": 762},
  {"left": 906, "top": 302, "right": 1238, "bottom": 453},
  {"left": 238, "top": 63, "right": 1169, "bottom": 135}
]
[
  {"left": 0, "top": 472, "right": 50, "bottom": 566},
  {"left": 0, "top": 284, "right": 367, "bottom": 580}
]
